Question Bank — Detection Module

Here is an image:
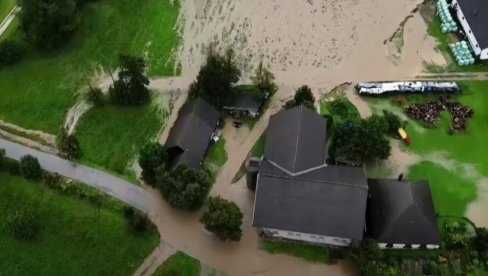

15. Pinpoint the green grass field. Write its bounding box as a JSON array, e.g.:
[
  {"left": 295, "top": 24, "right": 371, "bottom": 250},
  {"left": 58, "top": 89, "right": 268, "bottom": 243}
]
[
  {"left": 0, "top": 171, "right": 159, "bottom": 275},
  {"left": 408, "top": 161, "right": 477, "bottom": 217},
  {"left": 0, "top": 0, "right": 180, "bottom": 133},
  {"left": 0, "top": 0, "right": 15, "bottom": 22},
  {"left": 206, "top": 138, "right": 228, "bottom": 168},
  {"left": 364, "top": 81, "right": 488, "bottom": 217},
  {"left": 153, "top": 252, "right": 201, "bottom": 276},
  {"left": 427, "top": 16, "right": 488, "bottom": 73},
  {"left": 262, "top": 241, "right": 330, "bottom": 264},
  {"left": 76, "top": 102, "right": 166, "bottom": 181}
]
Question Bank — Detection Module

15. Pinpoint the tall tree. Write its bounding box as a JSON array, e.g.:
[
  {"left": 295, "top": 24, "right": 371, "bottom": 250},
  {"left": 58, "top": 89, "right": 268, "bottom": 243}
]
[
  {"left": 20, "top": 0, "right": 79, "bottom": 50},
  {"left": 188, "top": 49, "right": 240, "bottom": 108},
  {"left": 109, "top": 55, "right": 150, "bottom": 106},
  {"left": 156, "top": 164, "right": 212, "bottom": 210},
  {"left": 200, "top": 196, "right": 243, "bottom": 241},
  {"left": 57, "top": 128, "right": 81, "bottom": 159},
  {"left": 138, "top": 142, "right": 167, "bottom": 185},
  {"left": 251, "top": 60, "right": 277, "bottom": 97},
  {"left": 285, "top": 85, "right": 315, "bottom": 110}
]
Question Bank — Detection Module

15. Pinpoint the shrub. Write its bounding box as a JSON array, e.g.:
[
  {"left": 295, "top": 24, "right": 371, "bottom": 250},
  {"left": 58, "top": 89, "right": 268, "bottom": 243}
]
[
  {"left": 200, "top": 196, "right": 243, "bottom": 241},
  {"left": 138, "top": 142, "right": 167, "bottom": 185},
  {"left": 123, "top": 206, "right": 152, "bottom": 235},
  {"left": 0, "top": 40, "right": 26, "bottom": 67},
  {"left": 156, "top": 165, "right": 212, "bottom": 210},
  {"left": 57, "top": 128, "right": 81, "bottom": 159},
  {"left": 4, "top": 158, "right": 20, "bottom": 175},
  {"left": 383, "top": 110, "right": 402, "bottom": 135},
  {"left": 86, "top": 87, "right": 104, "bottom": 107},
  {"left": 20, "top": 155, "right": 42, "bottom": 180},
  {"left": 6, "top": 208, "right": 41, "bottom": 241}
]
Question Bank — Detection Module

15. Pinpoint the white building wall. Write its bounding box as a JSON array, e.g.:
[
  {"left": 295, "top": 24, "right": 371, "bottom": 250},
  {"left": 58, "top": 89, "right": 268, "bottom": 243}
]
[
  {"left": 451, "top": 0, "right": 488, "bottom": 59},
  {"left": 261, "top": 228, "right": 352, "bottom": 247}
]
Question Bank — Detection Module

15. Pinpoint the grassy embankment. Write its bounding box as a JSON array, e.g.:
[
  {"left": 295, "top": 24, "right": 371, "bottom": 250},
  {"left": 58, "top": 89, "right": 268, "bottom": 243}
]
[
  {"left": 262, "top": 241, "right": 330, "bottom": 264},
  {"left": 0, "top": 0, "right": 16, "bottom": 22},
  {"left": 364, "top": 81, "right": 488, "bottom": 217},
  {"left": 426, "top": 16, "right": 488, "bottom": 73},
  {"left": 76, "top": 97, "right": 168, "bottom": 181},
  {"left": 0, "top": 171, "right": 159, "bottom": 275},
  {"left": 153, "top": 252, "right": 201, "bottom": 276},
  {"left": 0, "top": 0, "right": 180, "bottom": 133}
]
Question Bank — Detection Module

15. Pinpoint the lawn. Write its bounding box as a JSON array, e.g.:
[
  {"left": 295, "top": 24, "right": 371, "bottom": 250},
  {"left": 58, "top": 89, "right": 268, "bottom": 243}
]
[
  {"left": 0, "top": 0, "right": 15, "bottom": 22},
  {"left": 250, "top": 134, "right": 266, "bottom": 157},
  {"left": 206, "top": 138, "right": 228, "bottom": 168},
  {"left": 320, "top": 96, "right": 360, "bottom": 126},
  {"left": 0, "top": 0, "right": 180, "bottom": 133},
  {"left": 408, "top": 161, "right": 477, "bottom": 217},
  {"left": 153, "top": 252, "right": 201, "bottom": 276},
  {"left": 0, "top": 171, "right": 159, "bottom": 275},
  {"left": 427, "top": 16, "right": 488, "bottom": 73},
  {"left": 76, "top": 102, "right": 166, "bottom": 181},
  {"left": 363, "top": 81, "right": 488, "bottom": 217},
  {"left": 262, "top": 240, "right": 330, "bottom": 264}
]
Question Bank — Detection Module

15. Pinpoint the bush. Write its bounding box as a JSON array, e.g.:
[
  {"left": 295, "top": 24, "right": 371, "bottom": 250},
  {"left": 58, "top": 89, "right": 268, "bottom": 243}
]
[
  {"left": 200, "top": 196, "right": 243, "bottom": 241},
  {"left": 57, "top": 128, "right": 81, "bottom": 159},
  {"left": 138, "top": 142, "right": 167, "bottom": 185},
  {"left": 156, "top": 164, "right": 212, "bottom": 210},
  {"left": 86, "top": 87, "right": 104, "bottom": 107},
  {"left": 4, "top": 158, "right": 20, "bottom": 175},
  {"left": 123, "top": 206, "right": 152, "bottom": 235},
  {"left": 6, "top": 208, "right": 41, "bottom": 241},
  {"left": 20, "top": 155, "right": 42, "bottom": 180},
  {"left": 383, "top": 110, "right": 402, "bottom": 135},
  {"left": 0, "top": 40, "right": 26, "bottom": 67},
  {"left": 43, "top": 172, "right": 63, "bottom": 189}
]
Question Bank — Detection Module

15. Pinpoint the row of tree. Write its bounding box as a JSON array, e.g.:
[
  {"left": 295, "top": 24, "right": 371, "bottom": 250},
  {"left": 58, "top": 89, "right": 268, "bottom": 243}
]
[{"left": 138, "top": 142, "right": 243, "bottom": 241}]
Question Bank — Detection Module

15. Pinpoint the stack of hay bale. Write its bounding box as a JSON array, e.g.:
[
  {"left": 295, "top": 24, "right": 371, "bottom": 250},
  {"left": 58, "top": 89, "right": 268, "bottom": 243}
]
[
  {"left": 449, "top": 41, "right": 475, "bottom": 66},
  {"left": 437, "top": 0, "right": 458, "bottom": 33}
]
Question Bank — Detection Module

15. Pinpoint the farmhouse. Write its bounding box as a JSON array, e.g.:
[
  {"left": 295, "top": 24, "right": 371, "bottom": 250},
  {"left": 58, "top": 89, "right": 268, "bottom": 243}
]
[
  {"left": 367, "top": 179, "right": 441, "bottom": 249},
  {"left": 252, "top": 106, "right": 369, "bottom": 247},
  {"left": 451, "top": 0, "right": 488, "bottom": 60},
  {"left": 249, "top": 106, "right": 440, "bottom": 248},
  {"left": 165, "top": 98, "right": 219, "bottom": 169}
]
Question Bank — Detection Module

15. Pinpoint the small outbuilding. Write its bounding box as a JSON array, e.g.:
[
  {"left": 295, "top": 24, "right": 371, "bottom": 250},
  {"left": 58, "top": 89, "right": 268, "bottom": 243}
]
[
  {"left": 164, "top": 98, "right": 219, "bottom": 169},
  {"left": 223, "top": 94, "right": 263, "bottom": 118},
  {"left": 452, "top": 0, "right": 488, "bottom": 60},
  {"left": 367, "top": 179, "right": 440, "bottom": 249}
]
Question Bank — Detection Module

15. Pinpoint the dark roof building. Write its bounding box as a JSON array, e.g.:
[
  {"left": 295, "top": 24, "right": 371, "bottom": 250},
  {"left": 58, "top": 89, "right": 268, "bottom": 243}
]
[
  {"left": 223, "top": 94, "right": 262, "bottom": 118},
  {"left": 252, "top": 106, "right": 369, "bottom": 246},
  {"left": 367, "top": 179, "right": 440, "bottom": 248},
  {"left": 452, "top": 0, "right": 488, "bottom": 59},
  {"left": 165, "top": 98, "right": 219, "bottom": 169}
]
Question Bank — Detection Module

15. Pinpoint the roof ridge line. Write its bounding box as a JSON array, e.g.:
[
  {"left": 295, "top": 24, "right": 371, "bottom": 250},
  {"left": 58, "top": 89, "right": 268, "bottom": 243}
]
[
  {"left": 292, "top": 105, "right": 304, "bottom": 172},
  {"left": 410, "top": 183, "right": 439, "bottom": 241},
  {"left": 259, "top": 172, "right": 368, "bottom": 189}
]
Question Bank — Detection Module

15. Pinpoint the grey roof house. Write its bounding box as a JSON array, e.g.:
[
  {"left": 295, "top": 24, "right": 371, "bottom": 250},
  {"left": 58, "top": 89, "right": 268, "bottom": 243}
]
[
  {"left": 249, "top": 105, "right": 441, "bottom": 248},
  {"left": 165, "top": 98, "right": 219, "bottom": 169},
  {"left": 367, "top": 179, "right": 440, "bottom": 249},
  {"left": 452, "top": 0, "right": 488, "bottom": 59},
  {"left": 252, "top": 106, "right": 369, "bottom": 246}
]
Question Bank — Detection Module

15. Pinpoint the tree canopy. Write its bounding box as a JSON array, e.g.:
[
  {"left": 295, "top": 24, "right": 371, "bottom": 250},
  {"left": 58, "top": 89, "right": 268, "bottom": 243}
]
[
  {"left": 57, "top": 128, "right": 81, "bottom": 159},
  {"left": 109, "top": 55, "right": 150, "bottom": 106},
  {"left": 188, "top": 49, "right": 240, "bottom": 108},
  {"left": 0, "top": 40, "right": 26, "bottom": 68},
  {"left": 200, "top": 196, "right": 243, "bottom": 241},
  {"left": 382, "top": 110, "right": 402, "bottom": 135},
  {"left": 285, "top": 85, "right": 315, "bottom": 110},
  {"left": 156, "top": 164, "right": 212, "bottom": 210},
  {"left": 251, "top": 60, "right": 277, "bottom": 97},
  {"left": 138, "top": 142, "right": 167, "bottom": 185},
  {"left": 331, "top": 116, "right": 391, "bottom": 164},
  {"left": 20, "top": 0, "right": 80, "bottom": 50},
  {"left": 20, "top": 155, "right": 42, "bottom": 180}
]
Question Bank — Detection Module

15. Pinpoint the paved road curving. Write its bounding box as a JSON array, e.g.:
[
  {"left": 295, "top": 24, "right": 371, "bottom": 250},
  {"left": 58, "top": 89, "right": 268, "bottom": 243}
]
[{"left": 0, "top": 138, "right": 149, "bottom": 212}]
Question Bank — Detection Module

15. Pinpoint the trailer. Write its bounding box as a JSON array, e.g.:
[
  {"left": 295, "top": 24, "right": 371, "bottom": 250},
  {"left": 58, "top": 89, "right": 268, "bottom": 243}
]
[{"left": 356, "top": 81, "right": 461, "bottom": 96}]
